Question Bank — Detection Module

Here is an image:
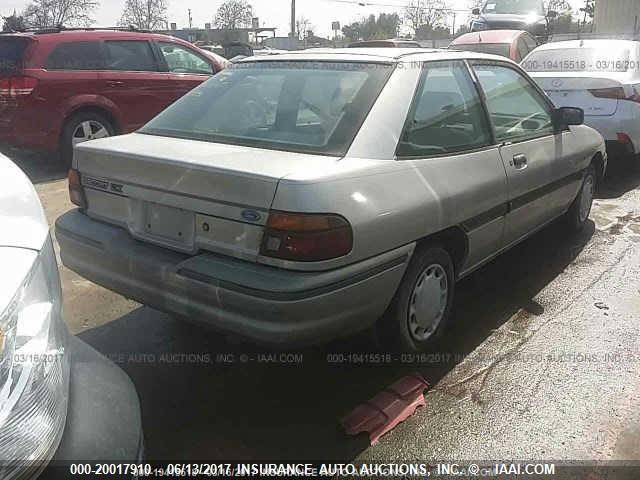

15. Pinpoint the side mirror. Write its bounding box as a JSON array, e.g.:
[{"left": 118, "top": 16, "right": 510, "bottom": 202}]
[
  {"left": 472, "top": 7, "right": 481, "bottom": 15},
  {"left": 547, "top": 10, "right": 557, "bottom": 18},
  {"left": 555, "top": 107, "right": 584, "bottom": 127}
]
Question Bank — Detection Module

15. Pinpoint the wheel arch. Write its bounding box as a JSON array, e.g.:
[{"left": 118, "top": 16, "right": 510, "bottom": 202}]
[
  {"left": 62, "top": 105, "right": 121, "bottom": 135},
  {"left": 416, "top": 226, "right": 469, "bottom": 277}
]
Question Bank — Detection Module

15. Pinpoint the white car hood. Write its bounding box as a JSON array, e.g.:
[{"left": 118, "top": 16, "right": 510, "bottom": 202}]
[{"left": 0, "top": 153, "right": 49, "bottom": 251}]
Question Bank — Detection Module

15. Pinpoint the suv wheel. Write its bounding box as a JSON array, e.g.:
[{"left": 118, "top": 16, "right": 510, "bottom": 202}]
[
  {"left": 61, "top": 112, "right": 114, "bottom": 167},
  {"left": 565, "top": 165, "right": 596, "bottom": 233},
  {"left": 377, "top": 245, "right": 455, "bottom": 352}
]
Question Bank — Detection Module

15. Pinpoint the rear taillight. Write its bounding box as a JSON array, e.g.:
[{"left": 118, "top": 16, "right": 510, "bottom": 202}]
[
  {"left": 617, "top": 132, "right": 633, "bottom": 145},
  {"left": 260, "top": 212, "right": 353, "bottom": 262},
  {"left": 588, "top": 87, "right": 626, "bottom": 99},
  {"left": 68, "top": 169, "right": 87, "bottom": 209},
  {"left": 0, "top": 76, "right": 38, "bottom": 98},
  {"left": 589, "top": 86, "right": 640, "bottom": 104}
]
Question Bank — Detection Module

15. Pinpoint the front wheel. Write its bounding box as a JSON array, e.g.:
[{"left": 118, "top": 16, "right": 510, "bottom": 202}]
[
  {"left": 376, "top": 245, "right": 455, "bottom": 353},
  {"left": 564, "top": 165, "right": 596, "bottom": 233}
]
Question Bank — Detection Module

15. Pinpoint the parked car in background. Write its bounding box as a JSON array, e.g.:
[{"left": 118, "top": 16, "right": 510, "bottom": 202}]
[
  {"left": 0, "top": 152, "right": 142, "bottom": 477},
  {"left": 449, "top": 30, "right": 538, "bottom": 62},
  {"left": 524, "top": 39, "right": 640, "bottom": 159},
  {"left": 0, "top": 28, "right": 224, "bottom": 165},
  {"left": 348, "top": 39, "right": 421, "bottom": 48},
  {"left": 56, "top": 49, "right": 606, "bottom": 353},
  {"left": 200, "top": 42, "right": 254, "bottom": 60},
  {"left": 470, "top": 0, "right": 557, "bottom": 40}
]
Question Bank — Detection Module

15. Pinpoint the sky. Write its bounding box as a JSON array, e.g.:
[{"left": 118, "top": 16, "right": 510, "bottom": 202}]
[{"left": 2, "top": 0, "right": 587, "bottom": 37}]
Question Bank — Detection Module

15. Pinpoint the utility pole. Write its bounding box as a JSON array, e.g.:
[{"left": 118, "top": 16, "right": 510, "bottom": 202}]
[
  {"left": 188, "top": 8, "right": 193, "bottom": 29},
  {"left": 290, "top": 0, "right": 296, "bottom": 40}
]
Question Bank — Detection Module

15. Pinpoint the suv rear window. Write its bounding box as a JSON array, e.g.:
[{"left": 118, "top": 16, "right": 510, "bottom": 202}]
[
  {"left": 140, "top": 61, "right": 394, "bottom": 156},
  {"left": 46, "top": 41, "right": 104, "bottom": 70},
  {"left": 0, "top": 37, "right": 30, "bottom": 73}
]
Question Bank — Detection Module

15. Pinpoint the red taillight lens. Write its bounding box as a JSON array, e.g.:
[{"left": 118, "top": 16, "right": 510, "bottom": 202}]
[
  {"left": 588, "top": 87, "right": 626, "bottom": 99},
  {"left": 68, "top": 169, "right": 87, "bottom": 209},
  {"left": 260, "top": 212, "right": 353, "bottom": 262},
  {"left": 0, "top": 76, "right": 38, "bottom": 98}
]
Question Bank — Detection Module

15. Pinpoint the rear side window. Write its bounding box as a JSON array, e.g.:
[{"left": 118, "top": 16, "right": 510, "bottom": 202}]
[
  {"left": 0, "top": 38, "right": 30, "bottom": 73},
  {"left": 104, "top": 41, "right": 157, "bottom": 72},
  {"left": 46, "top": 42, "right": 104, "bottom": 70},
  {"left": 158, "top": 42, "right": 212, "bottom": 74},
  {"left": 397, "top": 60, "right": 492, "bottom": 158}
]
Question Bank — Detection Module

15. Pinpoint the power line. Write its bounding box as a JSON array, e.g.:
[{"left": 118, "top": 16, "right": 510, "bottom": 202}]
[{"left": 317, "top": 0, "right": 471, "bottom": 12}]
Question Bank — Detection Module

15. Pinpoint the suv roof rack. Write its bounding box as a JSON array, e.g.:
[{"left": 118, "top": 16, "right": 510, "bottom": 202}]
[{"left": 1, "top": 26, "right": 154, "bottom": 35}]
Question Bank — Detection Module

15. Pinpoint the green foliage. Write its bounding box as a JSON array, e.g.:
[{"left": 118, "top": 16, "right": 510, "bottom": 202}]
[
  {"left": 341, "top": 13, "right": 401, "bottom": 42},
  {"left": 2, "top": 11, "right": 26, "bottom": 31}
]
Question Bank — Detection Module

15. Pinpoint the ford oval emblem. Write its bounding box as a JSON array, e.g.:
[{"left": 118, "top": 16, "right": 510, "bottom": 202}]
[{"left": 241, "top": 210, "right": 262, "bottom": 222}]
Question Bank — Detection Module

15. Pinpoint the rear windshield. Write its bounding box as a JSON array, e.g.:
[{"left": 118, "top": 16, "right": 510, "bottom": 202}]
[
  {"left": 140, "top": 61, "right": 394, "bottom": 156},
  {"left": 483, "top": 0, "right": 543, "bottom": 15},
  {"left": 0, "top": 38, "right": 30, "bottom": 73},
  {"left": 523, "top": 48, "right": 633, "bottom": 72},
  {"left": 452, "top": 43, "right": 511, "bottom": 58}
]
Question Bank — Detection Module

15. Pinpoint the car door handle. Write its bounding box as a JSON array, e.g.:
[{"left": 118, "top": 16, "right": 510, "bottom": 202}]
[
  {"left": 512, "top": 154, "right": 528, "bottom": 169},
  {"left": 106, "top": 80, "right": 125, "bottom": 87}
]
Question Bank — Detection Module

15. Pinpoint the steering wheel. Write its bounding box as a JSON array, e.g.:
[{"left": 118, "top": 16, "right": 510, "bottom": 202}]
[
  {"left": 506, "top": 112, "right": 549, "bottom": 135},
  {"left": 239, "top": 99, "right": 268, "bottom": 126}
]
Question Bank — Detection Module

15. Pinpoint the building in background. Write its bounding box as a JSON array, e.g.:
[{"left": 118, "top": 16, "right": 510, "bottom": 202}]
[
  {"left": 160, "top": 26, "right": 277, "bottom": 46},
  {"left": 594, "top": 0, "right": 640, "bottom": 35}
]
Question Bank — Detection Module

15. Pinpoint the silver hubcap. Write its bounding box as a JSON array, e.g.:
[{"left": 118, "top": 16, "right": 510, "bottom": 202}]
[
  {"left": 408, "top": 264, "right": 448, "bottom": 342},
  {"left": 72, "top": 120, "right": 110, "bottom": 145},
  {"left": 579, "top": 174, "right": 594, "bottom": 223}
]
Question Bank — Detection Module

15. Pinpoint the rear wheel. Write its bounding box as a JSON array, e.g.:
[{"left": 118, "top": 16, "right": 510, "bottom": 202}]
[
  {"left": 60, "top": 111, "right": 114, "bottom": 167},
  {"left": 564, "top": 165, "right": 596, "bottom": 233},
  {"left": 376, "top": 245, "right": 455, "bottom": 352}
]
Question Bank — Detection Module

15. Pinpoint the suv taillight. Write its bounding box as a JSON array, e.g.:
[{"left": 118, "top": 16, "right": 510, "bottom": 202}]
[
  {"left": 0, "top": 76, "right": 38, "bottom": 98},
  {"left": 260, "top": 212, "right": 353, "bottom": 262},
  {"left": 68, "top": 169, "right": 87, "bottom": 209}
]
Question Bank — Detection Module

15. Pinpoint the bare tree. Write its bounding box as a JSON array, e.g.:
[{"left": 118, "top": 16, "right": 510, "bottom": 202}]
[
  {"left": 23, "top": 0, "right": 99, "bottom": 28},
  {"left": 119, "top": 0, "right": 168, "bottom": 30},
  {"left": 214, "top": 0, "right": 253, "bottom": 30},
  {"left": 404, "top": 0, "right": 447, "bottom": 37},
  {"left": 296, "top": 16, "right": 312, "bottom": 40}
]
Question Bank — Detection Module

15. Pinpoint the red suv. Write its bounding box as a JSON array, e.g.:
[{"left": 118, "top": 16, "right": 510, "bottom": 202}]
[{"left": 0, "top": 28, "right": 226, "bottom": 164}]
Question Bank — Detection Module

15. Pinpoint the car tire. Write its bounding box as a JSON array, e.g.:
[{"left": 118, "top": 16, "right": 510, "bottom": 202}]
[
  {"left": 376, "top": 245, "right": 455, "bottom": 353},
  {"left": 60, "top": 112, "right": 115, "bottom": 168},
  {"left": 564, "top": 165, "right": 596, "bottom": 233}
]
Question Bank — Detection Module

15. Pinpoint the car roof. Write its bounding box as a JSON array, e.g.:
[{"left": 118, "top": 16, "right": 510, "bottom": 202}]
[
  {"left": 534, "top": 39, "right": 640, "bottom": 51},
  {"left": 451, "top": 30, "right": 528, "bottom": 45},
  {"left": 1, "top": 29, "right": 186, "bottom": 44},
  {"left": 240, "top": 47, "right": 513, "bottom": 64}
]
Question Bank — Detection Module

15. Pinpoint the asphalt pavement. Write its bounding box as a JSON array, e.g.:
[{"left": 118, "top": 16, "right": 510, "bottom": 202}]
[{"left": 8, "top": 147, "right": 640, "bottom": 468}]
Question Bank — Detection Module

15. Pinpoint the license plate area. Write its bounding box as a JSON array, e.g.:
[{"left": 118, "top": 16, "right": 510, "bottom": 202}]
[{"left": 141, "top": 202, "right": 195, "bottom": 250}]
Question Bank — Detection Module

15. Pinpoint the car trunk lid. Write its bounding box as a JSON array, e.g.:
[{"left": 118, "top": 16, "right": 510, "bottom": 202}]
[
  {"left": 531, "top": 73, "right": 628, "bottom": 117},
  {"left": 74, "top": 133, "right": 339, "bottom": 260}
]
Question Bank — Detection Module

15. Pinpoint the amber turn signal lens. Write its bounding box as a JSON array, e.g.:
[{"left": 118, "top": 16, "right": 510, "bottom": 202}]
[{"left": 68, "top": 169, "right": 87, "bottom": 209}]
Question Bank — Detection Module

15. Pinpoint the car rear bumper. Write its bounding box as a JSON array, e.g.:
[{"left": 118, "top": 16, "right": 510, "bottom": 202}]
[
  {"left": 45, "top": 335, "right": 143, "bottom": 477},
  {"left": 0, "top": 102, "right": 58, "bottom": 151},
  {"left": 55, "top": 209, "right": 413, "bottom": 346},
  {"left": 584, "top": 110, "right": 640, "bottom": 155}
]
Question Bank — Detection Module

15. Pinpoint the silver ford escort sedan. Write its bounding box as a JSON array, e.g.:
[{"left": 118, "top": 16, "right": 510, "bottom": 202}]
[{"left": 56, "top": 49, "right": 607, "bottom": 352}]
